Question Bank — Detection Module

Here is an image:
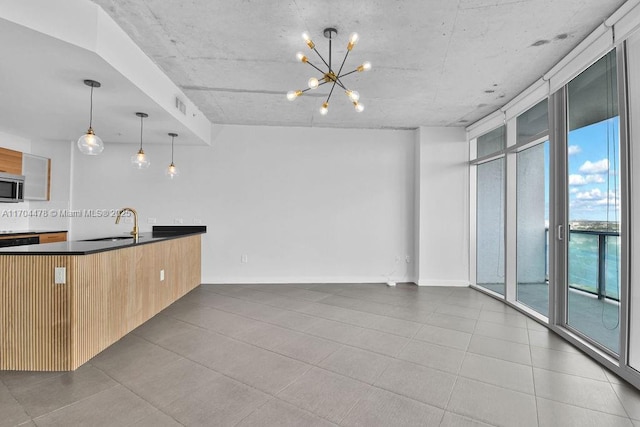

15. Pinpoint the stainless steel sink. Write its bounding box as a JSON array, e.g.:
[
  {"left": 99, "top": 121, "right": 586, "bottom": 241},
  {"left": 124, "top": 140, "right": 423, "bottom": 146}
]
[{"left": 82, "top": 236, "right": 141, "bottom": 242}]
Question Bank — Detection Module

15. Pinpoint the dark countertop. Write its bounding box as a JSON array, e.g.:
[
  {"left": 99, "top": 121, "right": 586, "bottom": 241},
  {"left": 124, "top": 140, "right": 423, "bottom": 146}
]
[
  {"left": 0, "top": 226, "right": 206, "bottom": 256},
  {"left": 0, "top": 230, "right": 68, "bottom": 237}
]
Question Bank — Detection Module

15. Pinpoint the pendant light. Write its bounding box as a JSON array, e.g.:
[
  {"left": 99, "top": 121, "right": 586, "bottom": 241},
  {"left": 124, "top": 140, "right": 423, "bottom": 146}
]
[
  {"left": 131, "top": 112, "right": 151, "bottom": 169},
  {"left": 77, "top": 79, "right": 104, "bottom": 155},
  {"left": 166, "top": 132, "right": 179, "bottom": 179}
]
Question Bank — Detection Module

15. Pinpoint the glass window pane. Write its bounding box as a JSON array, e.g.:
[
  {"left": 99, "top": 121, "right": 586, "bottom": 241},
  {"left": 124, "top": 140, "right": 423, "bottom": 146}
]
[
  {"left": 566, "top": 49, "right": 620, "bottom": 354},
  {"left": 477, "top": 126, "right": 506, "bottom": 158},
  {"left": 476, "top": 158, "right": 505, "bottom": 295},
  {"left": 516, "top": 100, "right": 548, "bottom": 144},
  {"left": 516, "top": 141, "right": 549, "bottom": 316}
]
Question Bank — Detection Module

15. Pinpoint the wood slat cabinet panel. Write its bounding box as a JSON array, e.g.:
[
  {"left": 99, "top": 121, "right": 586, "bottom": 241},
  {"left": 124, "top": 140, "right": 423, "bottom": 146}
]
[
  {"left": 39, "top": 232, "right": 67, "bottom": 244},
  {"left": 0, "top": 147, "right": 23, "bottom": 175}
]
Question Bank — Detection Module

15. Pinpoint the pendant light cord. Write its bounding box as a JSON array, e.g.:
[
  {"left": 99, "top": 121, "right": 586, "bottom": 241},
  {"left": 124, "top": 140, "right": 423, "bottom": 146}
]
[
  {"left": 139, "top": 115, "right": 144, "bottom": 151},
  {"left": 171, "top": 136, "right": 175, "bottom": 163},
  {"left": 89, "top": 85, "right": 94, "bottom": 129}
]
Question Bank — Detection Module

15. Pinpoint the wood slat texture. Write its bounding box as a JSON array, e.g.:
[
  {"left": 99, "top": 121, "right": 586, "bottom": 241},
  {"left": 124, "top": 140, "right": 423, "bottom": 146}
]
[
  {"left": 1, "top": 234, "right": 201, "bottom": 371},
  {"left": 0, "top": 147, "right": 23, "bottom": 175}
]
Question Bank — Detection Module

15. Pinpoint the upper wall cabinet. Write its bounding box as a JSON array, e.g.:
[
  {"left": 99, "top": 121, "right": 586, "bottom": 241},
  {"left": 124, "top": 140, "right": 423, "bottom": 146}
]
[
  {"left": 22, "top": 153, "right": 50, "bottom": 201},
  {"left": 0, "top": 147, "right": 23, "bottom": 175}
]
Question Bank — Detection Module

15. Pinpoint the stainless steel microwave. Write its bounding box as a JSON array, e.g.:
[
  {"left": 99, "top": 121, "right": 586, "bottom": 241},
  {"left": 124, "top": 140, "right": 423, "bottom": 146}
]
[{"left": 0, "top": 172, "right": 24, "bottom": 202}]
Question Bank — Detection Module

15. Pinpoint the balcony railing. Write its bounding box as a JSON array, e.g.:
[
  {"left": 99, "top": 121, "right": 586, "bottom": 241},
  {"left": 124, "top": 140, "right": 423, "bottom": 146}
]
[{"left": 546, "top": 228, "right": 621, "bottom": 301}]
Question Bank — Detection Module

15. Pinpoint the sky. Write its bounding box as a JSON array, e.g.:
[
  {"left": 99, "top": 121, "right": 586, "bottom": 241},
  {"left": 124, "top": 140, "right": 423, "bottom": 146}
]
[{"left": 567, "top": 117, "right": 620, "bottom": 222}]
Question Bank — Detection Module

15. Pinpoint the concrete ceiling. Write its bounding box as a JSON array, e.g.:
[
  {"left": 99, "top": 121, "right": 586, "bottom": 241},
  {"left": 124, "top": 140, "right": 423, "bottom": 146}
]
[{"left": 90, "top": 0, "right": 627, "bottom": 130}]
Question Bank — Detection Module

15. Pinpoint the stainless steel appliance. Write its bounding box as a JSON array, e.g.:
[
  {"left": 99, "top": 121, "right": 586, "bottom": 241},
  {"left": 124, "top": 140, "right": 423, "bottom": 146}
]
[{"left": 0, "top": 172, "right": 24, "bottom": 202}]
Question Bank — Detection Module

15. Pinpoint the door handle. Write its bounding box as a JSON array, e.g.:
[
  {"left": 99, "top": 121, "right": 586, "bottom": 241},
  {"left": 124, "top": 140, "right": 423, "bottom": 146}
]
[{"left": 557, "top": 225, "right": 564, "bottom": 241}]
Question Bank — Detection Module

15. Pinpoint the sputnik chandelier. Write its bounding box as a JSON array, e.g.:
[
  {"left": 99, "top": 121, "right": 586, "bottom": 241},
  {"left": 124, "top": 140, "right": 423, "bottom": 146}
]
[{"left": 287, "top": 27, "right": 371, "bottom": 115}]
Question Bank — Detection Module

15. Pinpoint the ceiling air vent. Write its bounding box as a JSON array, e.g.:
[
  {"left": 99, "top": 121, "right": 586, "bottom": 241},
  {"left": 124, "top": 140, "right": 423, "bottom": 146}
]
[{"left": 175, "top": 97, "right": 186, "bottom": 115}]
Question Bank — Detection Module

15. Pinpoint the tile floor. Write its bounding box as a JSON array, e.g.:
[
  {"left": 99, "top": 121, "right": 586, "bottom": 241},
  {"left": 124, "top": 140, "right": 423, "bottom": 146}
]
[{"left": 2, "top": 283, "right": 640, "bottom": 426}]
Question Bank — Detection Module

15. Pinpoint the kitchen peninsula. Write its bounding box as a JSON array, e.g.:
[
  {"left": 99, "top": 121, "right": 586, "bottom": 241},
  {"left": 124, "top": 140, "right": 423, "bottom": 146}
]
[{"left": 0, "top": 226, "right": 205, "bottom": 371}]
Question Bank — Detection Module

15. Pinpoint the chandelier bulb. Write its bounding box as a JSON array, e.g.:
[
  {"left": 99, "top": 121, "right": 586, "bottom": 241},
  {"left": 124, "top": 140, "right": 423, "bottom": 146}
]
[
  {"left": 287, "top": 90, "right": 302, "bottom": 101},
  {"left": 308, "top": 78, "right": 319, "bottom": 89},
  {"left": 347, "top": 32, "right": 359, "bottom": 50},
  {"left": 320, "top": 102, "right": 329, "bottom": 115},
  {"left": 354, "top": 101, "right": 364, "bottom": 112},
  {"left": 346, "top": 90, "right": 360, "bottom": 102},
  {"left": 302, "top": 32, "right": 315, "bottom": 49},
  {"left": 296, "top": 52, "right": 308, "bottom": 63},
  {"left": 357, "top": 61, "right": 372, "bottom": 72}
]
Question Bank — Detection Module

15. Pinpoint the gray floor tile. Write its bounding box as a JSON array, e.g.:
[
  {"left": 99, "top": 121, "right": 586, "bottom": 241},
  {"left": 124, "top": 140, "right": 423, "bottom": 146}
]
[
  {"left": 374, "top": 359, "right": 457, "bottom": 408},
  {"left": 318, "top": 346, "right": 392, "bottom": 384},
  {"left": 131, "top": 313, "right": 201, "bottom": 344},
  {"left": 31, "top": 385, "right": 163, "bottom": 427},
  {"left": 424, "top": 312, "right": 477, "bottom": 334},
  {"left": 533, "top": 367, "right": 628, "bottom": 416},
  {"left": 11, "top": 365, "right": 118, "bottom": 418},
  {"left": 528, "top": 328, "right": 581, "bottom": 353},
  {"left": 436, "top": 303, "right": 482, "bottom": 320},
  {"left": 397, "top": 340, "right": 465, "bottom": 374},
  {"left": 131, "top": 411, "right": 183, "bottom": 427},
  {"left": 124, "top": 358, "right": 220, "bottom": 408},
  {"left": 167, "top": 303, "right": 260, "bottom": 337},
  {"left": 236, "top": 398, "right": 337, "bottom": 427},
  {"left": 305, "top": 318, "right": 366, "bottom": 344},
  {"left": 467, "top": 335, "right": 532, "bottom": 365},
  {"left": 347, "top": 328, "right": 409, "bottom": 357},
  {"left": 340, "top": 387, "right": 444, "bottom": 427},
  {"left": 235, "top": 323, "right": 302, "bottom": 350},
  {"left": 269, "top": 310, "right": 322, "bottom": 332},
  {"left": 214, "top": 344, "right": 311, "bottom": 394},
  {"left": 277, "top": 367, "right": 371, "bottom": 424},
  {"left": 612, "top": 382, "right": 640, "bottom": 420},
  {"left": 458, "top": 352, "right": 534, "bottom": 394},
  {"left": 91, "top": 334, "right": 182, "bottom": 384},
  {"left": 537, "top": 397, "right": 633, "bottom": 427},
  {"left": 272, "top": 333, "right": 342, "bottom": 364},
  {"left": 0, "top": 381, "right": 30, "bottom": 427},
  {"left": 0, "top": 371, "right": 65, "bottom": 395},
  {"left": 478, "top": 309, "right": 528, "bottom": 328},
  {"left": 162, "top": 373, "right": 270, "bottom": 426},
  {"left": 440, "top": 411, "right": 496, "bottom": 426},
  {"left": 414, "top": 324, "right": 472, "bottom": 350},
  {"left": 473, "top": 320, "right": 530, "bottom": 345},
  {"left": 447, "top": 377, "right": 538, "bottom": 427},
  {"left": 530, "top": 345, "right": 607, "bottom": 381},
  {"left": 367, "top": 315, "right": 423, "bottom": 338}
]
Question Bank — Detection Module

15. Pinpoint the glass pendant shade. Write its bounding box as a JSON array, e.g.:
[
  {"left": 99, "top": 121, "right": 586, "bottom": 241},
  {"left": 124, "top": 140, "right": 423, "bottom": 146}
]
[
  {"left": 166, "top": 162, "right": 179, "bottom": 179},
  {"left": 77, "top": 127, "right": 104, "bottom": 155},
  {"left": 131, "top": 149, "right": 150, "bottom": 169},
  {"left": 132, "top": 112, "right": 150, "bottom": 169},
  {"left": 166, "top": 132, "right": 179, "bottom": 179},
  {"left": 78, "top": 79, "right": 104, "bottom": 155}
]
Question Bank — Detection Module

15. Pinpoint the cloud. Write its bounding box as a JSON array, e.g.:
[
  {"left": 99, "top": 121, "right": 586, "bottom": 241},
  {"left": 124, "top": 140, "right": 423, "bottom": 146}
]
[
  {"left": 576, "top": 189, "right": 602, "bottom": 200},
  {"left": 569, "top": 174, "right": 586, "bottom": 185},
  {"left": 579, "top": 159, "right": 609, "bottom": 174},
  {"left": 568, "top": 145, "right": 582, "bottom": 155}
]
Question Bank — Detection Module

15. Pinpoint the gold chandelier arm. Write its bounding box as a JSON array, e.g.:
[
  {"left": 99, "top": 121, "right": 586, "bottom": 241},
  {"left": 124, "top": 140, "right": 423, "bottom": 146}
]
[
  {"left": 324, "top": 50, "right": 351, "bottom": 103},
  {"left": 304, "top": 59, "right": 326, "bottom": 76}
]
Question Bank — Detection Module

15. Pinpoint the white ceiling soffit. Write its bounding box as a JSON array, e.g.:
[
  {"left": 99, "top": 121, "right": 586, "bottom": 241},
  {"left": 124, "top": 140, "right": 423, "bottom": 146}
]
[
  {"left": 89, "top": 0, "right": 628, "bottom": 131},
  {"left": 0, "top": 0, "right": 211, "bottom": 146}
]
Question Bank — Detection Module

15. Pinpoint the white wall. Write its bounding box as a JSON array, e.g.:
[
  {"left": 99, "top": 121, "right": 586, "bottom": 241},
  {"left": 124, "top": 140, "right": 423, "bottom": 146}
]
[
  {"left": 70, "top": 125, "right": 417, "bottom": 284},
  {"left": 415, "top": 127, "right": 469, "bottom": 286}
]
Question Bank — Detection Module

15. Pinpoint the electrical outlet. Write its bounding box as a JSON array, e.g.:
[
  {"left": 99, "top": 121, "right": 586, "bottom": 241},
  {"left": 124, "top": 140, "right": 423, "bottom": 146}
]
[
  {"left": 55, "top": 267, "right": 66, "bottom": 284},
  {"left": 147, "top": 218, "right": 157, "bottom": 224},
  {"left": 174, "top": 218, "right": 184, "bottom": 224},
  {"left": 241, "top": 254, "right": 248, "bottom": 263},
  {"left": 405, "top": 255, "right": 411, "bottom": 263},
  {"left": 160, "top": 269, "right": 165, "bottom": 281}
]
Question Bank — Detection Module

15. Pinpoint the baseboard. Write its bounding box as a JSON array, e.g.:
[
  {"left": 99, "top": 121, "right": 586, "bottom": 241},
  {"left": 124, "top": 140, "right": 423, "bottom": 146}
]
[
  {"left": 415, "top": 279, "right": 470, "bottom": 287},
  {"left": 202, "top": 276, "right": 415, "bottom": 285}
]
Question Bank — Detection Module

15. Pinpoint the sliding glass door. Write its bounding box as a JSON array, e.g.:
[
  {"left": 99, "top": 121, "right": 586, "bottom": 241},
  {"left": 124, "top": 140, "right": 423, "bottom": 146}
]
[{"left": 564, "top": 50, "right": 621, "bottom": 354}]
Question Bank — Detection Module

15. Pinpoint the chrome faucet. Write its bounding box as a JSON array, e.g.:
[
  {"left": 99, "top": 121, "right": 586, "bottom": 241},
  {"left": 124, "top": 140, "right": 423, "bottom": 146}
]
[{"left": 115, "top": 207, "right": 139, "bottom": 242}]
